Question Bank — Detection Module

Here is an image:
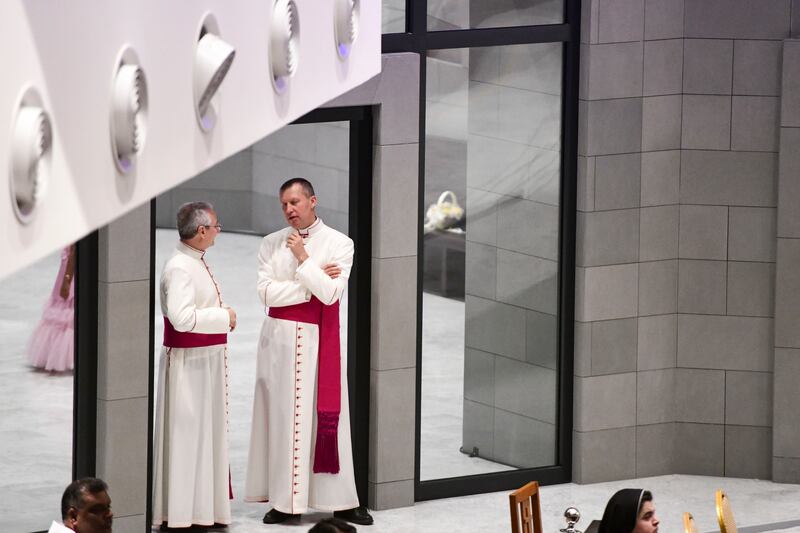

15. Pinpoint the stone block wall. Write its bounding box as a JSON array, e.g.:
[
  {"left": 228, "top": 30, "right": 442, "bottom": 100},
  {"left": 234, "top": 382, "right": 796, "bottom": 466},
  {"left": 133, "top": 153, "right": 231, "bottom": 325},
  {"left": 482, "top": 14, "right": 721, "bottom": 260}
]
[
  {"left": 155, "top": 122, "right": 350, "bottom": 236},
  {"left": 96, "top": 203, "right": 152, "bottom": 532},
  {"left": 575, "top": 0, "right": 796, "bottom": 483}
]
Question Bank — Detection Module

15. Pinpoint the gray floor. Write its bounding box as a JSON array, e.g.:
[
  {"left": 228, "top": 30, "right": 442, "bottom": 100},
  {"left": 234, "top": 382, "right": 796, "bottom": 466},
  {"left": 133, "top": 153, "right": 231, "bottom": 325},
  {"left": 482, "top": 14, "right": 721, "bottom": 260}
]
[
  {"left": 216, "top": 474, "right": 800, "bottom": 532},
  {"left": 153, "top": 229, "right": 514, "bottom": 522},
  {"left": 0, "top": 250, "right": 74, "bottom": 532},
  {"left": 153, "top": 232, "right": 800, "bottom": 533},
  {"left": 4, "top": 233, "right": 800, "bottom": 532}
]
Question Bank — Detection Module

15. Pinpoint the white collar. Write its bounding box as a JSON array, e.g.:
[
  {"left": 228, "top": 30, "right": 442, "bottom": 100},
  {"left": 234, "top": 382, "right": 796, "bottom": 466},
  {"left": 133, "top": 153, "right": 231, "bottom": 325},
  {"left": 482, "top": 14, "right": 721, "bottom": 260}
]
[
  {"left": 47, "top": 521, "right": 74, "bottom": 533},
  {"left": 177, "top": 240, "right": 205, "bottom": 259},
  {"left": 298, "top": 217, "right": 324, "bottom": 238}
]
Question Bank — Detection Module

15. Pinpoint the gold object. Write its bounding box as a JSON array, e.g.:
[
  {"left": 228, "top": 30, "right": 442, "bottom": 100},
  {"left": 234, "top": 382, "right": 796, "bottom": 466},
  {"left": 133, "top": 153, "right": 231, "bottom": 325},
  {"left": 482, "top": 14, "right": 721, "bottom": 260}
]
[
  {"left": 683, "top": 512, "right": 698, "bottom": 533},
  {"left": 716, "top": 490, "right": 738, "bottom": 533}
]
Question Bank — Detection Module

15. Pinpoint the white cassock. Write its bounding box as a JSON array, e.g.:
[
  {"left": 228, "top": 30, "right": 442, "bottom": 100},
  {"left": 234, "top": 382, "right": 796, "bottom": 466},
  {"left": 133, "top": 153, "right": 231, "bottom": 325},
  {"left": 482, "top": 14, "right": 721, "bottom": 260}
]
[
  {"left": 152, "top": 241, "right": 232, "bottom": 528},
  {"left": 245, "top": 218, "right": 360, "bottom": 514}
]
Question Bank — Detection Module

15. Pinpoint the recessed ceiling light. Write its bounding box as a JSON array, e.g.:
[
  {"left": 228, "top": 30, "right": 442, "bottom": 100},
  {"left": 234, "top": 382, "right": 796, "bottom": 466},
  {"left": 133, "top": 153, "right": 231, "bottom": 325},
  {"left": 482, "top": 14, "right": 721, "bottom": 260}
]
[
  {"left": 194, "top": 17, "right": 235, "bottom": 131},
  {"left": 110, "top": 48, "right": 147, "bottom": 174},
  {"left": 334, "top": 0, "right": 359, "bottom": 58},
  {"left": 270, "top": 0, "right": 300, "bottom": 93},
  {"left": 9, "top": 88, "right": 52, "bottom": 224}
]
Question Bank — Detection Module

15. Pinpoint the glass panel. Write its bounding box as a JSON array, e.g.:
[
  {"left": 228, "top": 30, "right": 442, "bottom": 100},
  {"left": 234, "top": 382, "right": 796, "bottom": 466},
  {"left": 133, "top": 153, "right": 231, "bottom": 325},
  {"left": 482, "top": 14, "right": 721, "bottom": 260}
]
[
  {"left": 0, "top": 246, "right": 75, "bottom": 531},
  {"left": 383, "top": 0, "right": 406, "bottom": 33},
  {"left": 153, "top": 121, "right": 350, "bottom": 521},
  {"left": 428, "top": 0, "right": 563, "bottom": 31},
  {"left": 421, "top": 43, "right": 563, "bottom": 481}
]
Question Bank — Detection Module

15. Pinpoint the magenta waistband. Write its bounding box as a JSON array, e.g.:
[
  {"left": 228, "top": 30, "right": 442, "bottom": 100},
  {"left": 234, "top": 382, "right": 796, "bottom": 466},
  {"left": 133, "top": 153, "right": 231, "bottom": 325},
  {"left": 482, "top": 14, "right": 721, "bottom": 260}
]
[
  {"left": 163, "top": 317, "right": 227, "bottom": 348},
  {"left": 268, "top": 297, "right": 323, "bottom": 324}
]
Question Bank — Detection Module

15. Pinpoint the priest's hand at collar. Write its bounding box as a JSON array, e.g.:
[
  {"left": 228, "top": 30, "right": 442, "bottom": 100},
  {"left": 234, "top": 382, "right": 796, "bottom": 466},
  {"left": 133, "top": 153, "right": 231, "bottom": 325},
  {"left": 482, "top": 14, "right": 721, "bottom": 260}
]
[{"left": 286, "top": 232, "right": 309, "bottom": 264}]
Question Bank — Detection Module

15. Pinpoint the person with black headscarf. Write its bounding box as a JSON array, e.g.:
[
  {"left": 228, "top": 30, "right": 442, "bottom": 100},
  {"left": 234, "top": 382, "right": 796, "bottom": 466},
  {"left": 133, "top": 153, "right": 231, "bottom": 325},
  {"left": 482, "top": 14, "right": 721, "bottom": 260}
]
[{"left": 598, "top": 489, "right": 659, "bottom": 533}]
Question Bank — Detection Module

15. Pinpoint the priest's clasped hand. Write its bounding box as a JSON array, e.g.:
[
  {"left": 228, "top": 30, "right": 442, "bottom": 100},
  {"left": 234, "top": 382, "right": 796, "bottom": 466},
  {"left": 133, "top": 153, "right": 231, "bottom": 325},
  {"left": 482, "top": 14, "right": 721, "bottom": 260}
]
[
  {"left": 323, "top": 263, "right": 341, "bottom": 279},
  {"left": 286, "top": 232, "right": 309, "bottom": 264},
  {"left": 226, "top": 306, "right": 237, "bottom": 331}
]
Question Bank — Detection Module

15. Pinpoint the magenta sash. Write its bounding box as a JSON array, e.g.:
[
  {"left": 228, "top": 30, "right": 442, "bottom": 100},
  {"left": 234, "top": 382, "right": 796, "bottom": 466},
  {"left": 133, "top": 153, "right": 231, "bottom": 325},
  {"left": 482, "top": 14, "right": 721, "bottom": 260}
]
[
  {"left": 269, "top": 296, "right": 341, "bottom": 474},
  {"left": 163, "top": 317, "right": 227, "bottom": 348}
]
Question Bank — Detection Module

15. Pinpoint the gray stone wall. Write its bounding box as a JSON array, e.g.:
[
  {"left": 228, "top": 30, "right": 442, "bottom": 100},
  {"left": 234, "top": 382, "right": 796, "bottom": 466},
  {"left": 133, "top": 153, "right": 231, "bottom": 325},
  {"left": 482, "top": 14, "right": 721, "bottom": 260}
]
[
  {"left": 96, "top": 203, "right": 152, "bottom": 532},
  {"left": 575, "top": 0, "right": 792, "bottom": 483},
  {"left": 155, "top": 122, "right": 350, "bottom": 236}
]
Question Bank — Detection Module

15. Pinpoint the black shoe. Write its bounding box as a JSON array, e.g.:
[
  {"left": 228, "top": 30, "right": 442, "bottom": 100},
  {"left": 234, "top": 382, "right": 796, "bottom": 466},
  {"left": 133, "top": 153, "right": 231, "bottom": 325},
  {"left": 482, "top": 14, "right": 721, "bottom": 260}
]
[
  {"left": 263, "top": 509, "right": 297, "bottom": 524},
  {"left": 334, "top": 506, "right": 374, "bottom": 526}
]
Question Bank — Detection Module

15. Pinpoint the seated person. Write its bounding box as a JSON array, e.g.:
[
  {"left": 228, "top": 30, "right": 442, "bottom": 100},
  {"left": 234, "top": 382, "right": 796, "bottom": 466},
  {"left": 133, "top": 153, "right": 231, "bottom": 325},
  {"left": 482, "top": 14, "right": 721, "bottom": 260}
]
[
  {"left": 598, "top": 489, "right": 659, "bottom": 533},
  {"left": 49, "top": 477, "right": 113, "bottom": 533}
]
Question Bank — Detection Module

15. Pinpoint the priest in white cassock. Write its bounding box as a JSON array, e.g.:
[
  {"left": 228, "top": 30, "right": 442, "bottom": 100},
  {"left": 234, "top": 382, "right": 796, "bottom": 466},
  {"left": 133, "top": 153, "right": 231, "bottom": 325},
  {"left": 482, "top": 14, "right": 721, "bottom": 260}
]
[
  {"left": 152, "top": 201, "right": 237, "bottom": 530},
  {"left": 246, "top": 178, "right": 373, "bottom": 526}
]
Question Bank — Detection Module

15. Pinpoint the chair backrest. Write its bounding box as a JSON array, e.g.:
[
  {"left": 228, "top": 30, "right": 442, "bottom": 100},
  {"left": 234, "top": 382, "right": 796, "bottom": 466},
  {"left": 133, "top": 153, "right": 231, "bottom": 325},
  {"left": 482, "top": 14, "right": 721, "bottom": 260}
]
[
  {"left": 509, "top": 481, "right": 543, "bottom": 533},
  {"left": 716, "top": 490, "right": 738, "bottom": 533},
  {"left": 683, "top": 512, "right": 699, "bottom": 533}
]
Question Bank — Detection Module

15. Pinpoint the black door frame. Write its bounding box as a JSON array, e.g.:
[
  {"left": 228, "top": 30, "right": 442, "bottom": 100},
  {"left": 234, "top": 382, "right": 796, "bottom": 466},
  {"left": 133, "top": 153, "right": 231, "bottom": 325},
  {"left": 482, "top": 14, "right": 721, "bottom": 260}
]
[
  {"left": 383, "top": 0, "right": 581, "bottom": 500},
  {"left": 74, "top": 232, "right": 99, "bottom": 481}
]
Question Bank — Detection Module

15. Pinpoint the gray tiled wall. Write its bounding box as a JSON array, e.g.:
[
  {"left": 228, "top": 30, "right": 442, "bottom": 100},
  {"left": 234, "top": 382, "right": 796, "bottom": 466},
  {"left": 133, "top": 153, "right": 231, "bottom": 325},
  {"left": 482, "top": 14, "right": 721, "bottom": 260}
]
[
  {"left": 96, "top": 203, "right": 152, "bottom": 529},
  {"left": 576, "top": 0, "right": 786, "bottom": 482},
  {"left": 156, "top": 123, "right": 350, "bottom": 236}
]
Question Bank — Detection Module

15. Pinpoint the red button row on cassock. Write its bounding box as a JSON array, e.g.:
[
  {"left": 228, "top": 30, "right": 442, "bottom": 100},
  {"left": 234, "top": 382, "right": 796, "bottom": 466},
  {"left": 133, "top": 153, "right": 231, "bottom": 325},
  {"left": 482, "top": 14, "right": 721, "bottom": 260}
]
[{"left": 293, "top": 326, "right": 305, "bottom": 501}]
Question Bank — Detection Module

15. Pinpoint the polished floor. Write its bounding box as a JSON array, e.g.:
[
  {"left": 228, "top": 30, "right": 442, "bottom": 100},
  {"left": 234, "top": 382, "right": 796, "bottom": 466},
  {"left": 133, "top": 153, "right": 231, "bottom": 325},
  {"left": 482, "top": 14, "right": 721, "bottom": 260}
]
[
  {"left": 153, "top": 229, "right": 514, "bottom": 493},
  {"left": 156, "top": 231, "right": 800, "bottom": 532},
  {"left": 4, "top": 235, "right": 800, "bottom": 532},
  {"left": 0, "top": 250, "right": 73, "bottom": 533},
  {"left": 218, "top": 475, "right": 800, "bottom": 533}
]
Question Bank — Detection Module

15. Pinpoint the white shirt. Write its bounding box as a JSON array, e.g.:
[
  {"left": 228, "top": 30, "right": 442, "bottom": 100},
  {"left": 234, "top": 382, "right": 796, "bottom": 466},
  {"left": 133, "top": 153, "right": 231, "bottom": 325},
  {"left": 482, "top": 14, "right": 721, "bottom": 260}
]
[{"left": 47, "top": 521, "right": 73, "bottom": 533}]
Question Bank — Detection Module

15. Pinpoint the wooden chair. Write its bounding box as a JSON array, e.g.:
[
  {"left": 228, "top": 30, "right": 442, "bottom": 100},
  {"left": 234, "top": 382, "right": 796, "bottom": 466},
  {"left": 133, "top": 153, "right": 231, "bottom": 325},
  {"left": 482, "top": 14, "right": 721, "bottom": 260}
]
[
  {"left": 683, "top": 512, "right": 699, "bottom": 533},
  {"left": 509, "top": 481, "right": 543, "bottom": 533},
  {"left": 716, "top": 490, "right": 738, "bottom": 533}
]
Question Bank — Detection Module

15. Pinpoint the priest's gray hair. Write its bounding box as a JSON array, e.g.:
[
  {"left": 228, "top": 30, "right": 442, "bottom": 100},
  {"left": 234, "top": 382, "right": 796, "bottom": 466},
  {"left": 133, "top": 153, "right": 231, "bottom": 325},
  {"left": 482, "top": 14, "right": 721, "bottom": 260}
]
[{"left": 177, "top": 201, "right": 214, "bottom": 240}]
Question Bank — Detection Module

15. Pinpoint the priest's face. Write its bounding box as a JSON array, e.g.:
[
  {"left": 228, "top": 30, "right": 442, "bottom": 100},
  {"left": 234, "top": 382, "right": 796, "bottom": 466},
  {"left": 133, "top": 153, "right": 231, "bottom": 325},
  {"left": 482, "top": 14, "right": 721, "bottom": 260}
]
[
  {"left": 280, "top": 183, "right": 317, "bottom": 229},
  {"left": 66, "top": 489, "right": 113, "bottom": 533},
  {"left": 196, "top": 209, "right": 221, "bottom": 250}
]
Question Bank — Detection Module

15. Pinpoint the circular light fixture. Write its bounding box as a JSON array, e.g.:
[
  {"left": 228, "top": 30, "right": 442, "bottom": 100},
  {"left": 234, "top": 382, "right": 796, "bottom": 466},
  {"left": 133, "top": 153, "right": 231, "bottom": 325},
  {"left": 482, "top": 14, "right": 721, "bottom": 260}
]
[
  {"left": 270, "top": 0, "right": 300, "bottom": 93},
  {"left": 110, "top": 48, "right": 147, "bottom": 173},
  {"left": 194, "top": 17, "right": 236, "bottom": 131},
  {"left": 334, "top": 0, "right": 359, "bottom": 58},
  {"left": 9, "top": 88, "right": 52, "bottom": 225}
]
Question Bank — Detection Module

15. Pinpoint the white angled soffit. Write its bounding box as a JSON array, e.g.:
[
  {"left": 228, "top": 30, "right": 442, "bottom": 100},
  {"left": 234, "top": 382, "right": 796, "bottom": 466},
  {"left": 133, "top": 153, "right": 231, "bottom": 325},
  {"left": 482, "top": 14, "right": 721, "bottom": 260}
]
[{"left": 0, "top": 0, "right": 380, "bottom": 278}]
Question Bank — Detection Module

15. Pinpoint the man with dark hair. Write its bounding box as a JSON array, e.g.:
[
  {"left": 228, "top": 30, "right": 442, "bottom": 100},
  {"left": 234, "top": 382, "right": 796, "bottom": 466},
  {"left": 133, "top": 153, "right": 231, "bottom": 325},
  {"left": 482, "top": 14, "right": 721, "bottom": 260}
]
[
  {"left": 280, "top": 177, "right": 315, "bottom": 198},
  {"left": 245, "top": 178, "right": 372, "bottom": 526},
  {"left": 152, "top": 201, "right": 237, "bottom": 529},
  {"left": 49, "top": 478, "right": 113, "bottom": 533}
]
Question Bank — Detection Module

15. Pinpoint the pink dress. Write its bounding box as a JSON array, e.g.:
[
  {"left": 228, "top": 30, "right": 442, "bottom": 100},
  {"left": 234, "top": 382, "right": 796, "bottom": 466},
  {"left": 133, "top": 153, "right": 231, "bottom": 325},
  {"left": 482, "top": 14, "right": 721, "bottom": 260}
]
[{"left": 28, "top": 246, "right": 74, "bottom": 372}]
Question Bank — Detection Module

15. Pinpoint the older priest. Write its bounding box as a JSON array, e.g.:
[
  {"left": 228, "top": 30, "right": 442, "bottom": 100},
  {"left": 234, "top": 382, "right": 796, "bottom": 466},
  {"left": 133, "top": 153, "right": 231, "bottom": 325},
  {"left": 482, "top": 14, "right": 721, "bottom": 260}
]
[
  {"left": 246, "top": 178, "right": 372, "bottom": 526},
  {"left": 152, "top": 201, "right": 237, "bottom": 529}
]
